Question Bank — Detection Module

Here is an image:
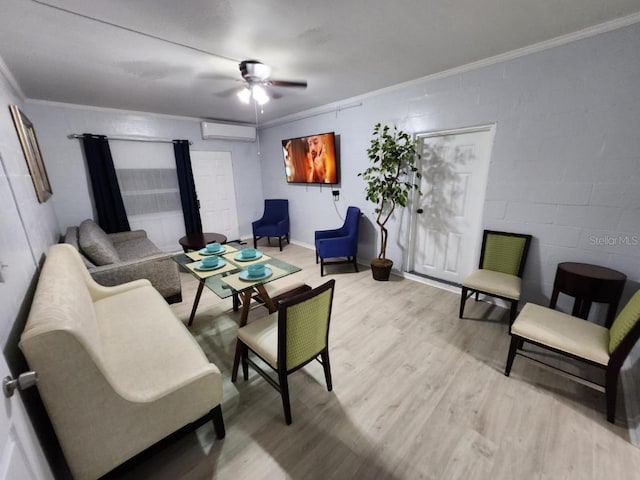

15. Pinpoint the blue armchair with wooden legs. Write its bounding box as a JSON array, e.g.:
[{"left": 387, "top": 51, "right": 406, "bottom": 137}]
[
  {"left": 252, "top": 199, "right": 290, "bottom": 251},
  {"left": 315, "top": 206, "right": 361, "bottom": 276}
]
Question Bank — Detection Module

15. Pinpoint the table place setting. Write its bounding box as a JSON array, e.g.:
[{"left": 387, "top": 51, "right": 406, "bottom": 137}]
[
  {"left": 221, "top": 263, "right": 287, "bottom": 291},
  {"left": 186, "top": 242, "right": 238, "bottom": 262},
  {"left": 186, "top": 254, "right": 237, "bottom": 279},
  {"left": 222, "top": 247, "right": 270, "bottom": 265}
]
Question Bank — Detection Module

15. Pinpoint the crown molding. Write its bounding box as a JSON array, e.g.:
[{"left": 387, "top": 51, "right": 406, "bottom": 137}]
[{"left": 24, "top": 98, "right": 256, "bottom": 127}]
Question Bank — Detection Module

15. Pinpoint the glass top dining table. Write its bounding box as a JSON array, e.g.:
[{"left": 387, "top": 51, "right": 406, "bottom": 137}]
[
  {"left": 173, "top": 242, "right": 302, "bottom": 324},
  {"left": 174, "top": 242, "right": 303, "bottom": 383}
]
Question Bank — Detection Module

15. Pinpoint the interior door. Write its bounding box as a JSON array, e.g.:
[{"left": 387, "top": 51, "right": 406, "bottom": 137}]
[
  {"left": 190, "top": 151, "right": 240, "bottom": 241},
  {"left": 0, "top": 155, "right": 52, "bottom": 479},
  {"left": 410, "top": 126, "right": 494, "bottom": 284}
]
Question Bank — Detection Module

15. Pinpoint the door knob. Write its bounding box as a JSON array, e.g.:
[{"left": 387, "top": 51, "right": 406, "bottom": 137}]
[{"left": 3, "top": 371, "right": 38, "bottom": 398}]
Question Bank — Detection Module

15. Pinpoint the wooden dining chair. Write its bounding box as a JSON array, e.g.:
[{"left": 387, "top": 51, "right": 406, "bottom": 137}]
[
  {"left": 505, "top": 290, "right": 640, "bottom": 423},
  {"left": 236, "top": 280, "right": 336, "bottom": 424},
  {"left": 459, "top": 230, "right": 532, "bottom": 324}
]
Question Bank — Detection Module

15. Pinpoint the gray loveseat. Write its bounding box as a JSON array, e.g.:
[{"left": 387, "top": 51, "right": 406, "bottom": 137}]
[{"left": 64, "top": 219, "right": 182, "bottom": 303}]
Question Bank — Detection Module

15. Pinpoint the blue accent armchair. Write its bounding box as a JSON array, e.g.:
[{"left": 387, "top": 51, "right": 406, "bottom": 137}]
[
  {"left": 315, "top": 206, "right": 361, "bottom": 276},
  {"left": 252, "top": 199, "right": 290, "bottom": 251}
]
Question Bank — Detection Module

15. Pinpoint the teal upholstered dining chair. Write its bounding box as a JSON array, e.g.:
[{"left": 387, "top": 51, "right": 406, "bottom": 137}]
[
  {"left": 459, "top": 230, "right": 532, "bottom": 324},
  {"left": 505, "top": 290, "right": 640, "bottom": 423},
  {"left": 236, "top": 280, "right": 336, "bottom": 425}
]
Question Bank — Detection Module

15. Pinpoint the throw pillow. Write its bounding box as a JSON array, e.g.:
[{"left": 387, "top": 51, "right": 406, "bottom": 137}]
[{"left": 78, "top": 219, "right": 120, "bottom": 266}]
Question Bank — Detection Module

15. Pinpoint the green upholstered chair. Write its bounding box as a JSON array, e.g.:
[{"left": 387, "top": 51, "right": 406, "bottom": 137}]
[
  {"left": 505, "top": 290, "right": 640, "bottom": 423},
  {"left": 459, "top": 230, "right": 532, "bottom": 324},
  {"left": 236, "top": 280, "right": 336, "bottom": 425}
]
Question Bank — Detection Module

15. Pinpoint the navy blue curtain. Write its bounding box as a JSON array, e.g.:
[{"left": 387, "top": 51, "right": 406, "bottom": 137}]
[
  {"left": 81, "top": 134, "right": 130, "bottom": 233},
  {"left": 173, "top": 140, "right": 202, "bottom": 235}
]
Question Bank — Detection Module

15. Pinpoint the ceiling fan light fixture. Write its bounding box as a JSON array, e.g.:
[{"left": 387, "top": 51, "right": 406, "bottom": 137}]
[
  {"left": 237, "top": 87, "right": 251, "bottom": 104},
  {"left": 252, "top": 85, "right": 269, "bottom": 105}
]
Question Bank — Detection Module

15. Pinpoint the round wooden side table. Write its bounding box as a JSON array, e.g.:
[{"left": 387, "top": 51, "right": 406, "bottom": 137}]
[
  {"left": 179, "top": 232, "right": 228, "bottom": 252},
  {"left": 549, "top": 262, "right": 626, "bottom": 328}
]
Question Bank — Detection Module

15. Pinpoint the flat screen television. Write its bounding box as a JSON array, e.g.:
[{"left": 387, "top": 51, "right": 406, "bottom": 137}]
[{"left": 282, "top": 131, "right": 339, "bottom": 184}]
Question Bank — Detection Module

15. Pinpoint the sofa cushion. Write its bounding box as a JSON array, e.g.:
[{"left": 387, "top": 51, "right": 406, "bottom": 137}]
[
  {"left": 94, "top": 285, "right": 220, "bottom": 400},
  {"left": 116, "top": 237, "right": 161, "bottom": 261},
  {"left": 79, "top": 219, "right": 120, "bottom": 266},
  {"left": 64, "top": 227, "right": 97, "bottom": 268}
]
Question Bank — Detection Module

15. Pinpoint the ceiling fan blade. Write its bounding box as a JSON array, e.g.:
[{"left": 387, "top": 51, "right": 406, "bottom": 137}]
[
  {"left": 269, "top": 79, "right": 308, "bottom": 88},
  {"left": 263, "top": 86, "right": 283, "bottom": 99}
]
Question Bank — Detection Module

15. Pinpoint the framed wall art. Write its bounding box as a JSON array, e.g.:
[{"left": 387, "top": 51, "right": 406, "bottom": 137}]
[{"left": 9, "top": 105, "right": 52, "bottom": 203}]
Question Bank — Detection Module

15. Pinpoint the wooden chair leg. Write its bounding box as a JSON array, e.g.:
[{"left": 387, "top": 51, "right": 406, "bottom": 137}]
[
  {"left": 475, "top": 292, "right": 479, "bottom": 301},
  {"left": 321, "top": 350, "right": 333, "bottom": 391},
  {"left": 459, "top": 287, "right": 468, "bottom": 318},
  {"left": 509, "top": 300, "right": 519, "bottom": 325},
  {"left": 232, "top": 292, "right": 240, "bottom": 312},
  {"left": 316, "top": 251, "right": 319, "bottom": 264},
  {"left": 605, "top": 368, "right": 620, "bottom": 423},
  {"left": 320, "top": 258, "right": 325, "bottom": 277},
  {"left": 353, "top": 256, "right": 359, "bottom": 273},
  {"left": 211, "top": 405, "right": 226, "bottom": 439},
  {"left": 241, "top": 343, "right": 249, "bottom": 381},
  {"left": 279, "top": 371, "right": 292, "bottom": 425},
  {"left": 253, "top": 236, "right": 257, "bottom": 249},
  {"left": 279, "top": 236, "right": 283, "bottom": 251},
  {"left": 504, "top": 335, "right": 519, "bottom": 376}
]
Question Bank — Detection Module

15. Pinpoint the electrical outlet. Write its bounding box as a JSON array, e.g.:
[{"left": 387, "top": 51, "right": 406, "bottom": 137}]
[{"left": 332, "top": 190, "right": 339, "bottom": 201}]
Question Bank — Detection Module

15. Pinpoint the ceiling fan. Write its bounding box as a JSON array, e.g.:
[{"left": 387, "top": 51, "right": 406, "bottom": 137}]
[{"left": 236, "top": 60, "right": 307, "bottom": 105}]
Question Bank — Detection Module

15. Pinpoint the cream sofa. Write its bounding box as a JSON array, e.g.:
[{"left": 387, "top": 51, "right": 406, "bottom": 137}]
[
  {"left": 64, "top": 219, "right": 182, "bottom": 304},
  {"left": 20, "top": 244, "right": 224, "bottom": 480}
]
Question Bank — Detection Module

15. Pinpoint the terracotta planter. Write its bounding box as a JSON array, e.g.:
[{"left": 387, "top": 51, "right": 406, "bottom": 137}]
[{"left": 370, "top": 258, "right": 393, "bottom": 281}]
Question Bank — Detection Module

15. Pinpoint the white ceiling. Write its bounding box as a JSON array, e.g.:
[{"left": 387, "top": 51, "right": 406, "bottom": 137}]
[{"left": 1, "top": 0, "right": 640, "bottom": 125}]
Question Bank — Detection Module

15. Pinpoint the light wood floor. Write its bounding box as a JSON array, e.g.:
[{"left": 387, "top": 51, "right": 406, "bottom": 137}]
[{"left": 118, "top": 243, "right": 640, "bottom": 479}]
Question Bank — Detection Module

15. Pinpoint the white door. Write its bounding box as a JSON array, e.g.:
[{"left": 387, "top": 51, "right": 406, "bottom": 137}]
[
  {"left": 0, "top": 356, "right": 51, "bottom": 480},
  {"left": 410, "top": 126, "right": 495, "bottom": 284},
  {"left": 0, "top": 155, "right": 53, "bottom": 479},
  {"left": 190, "top": 151, "right": 240, "bottom": 241}
]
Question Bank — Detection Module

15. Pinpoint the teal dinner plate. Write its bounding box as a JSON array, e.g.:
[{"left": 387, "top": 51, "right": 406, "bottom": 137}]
[
  {"left": 234, "top": 250, "right": 263, "bottom": 262},
  {"left": 194, "top": 258, "right": 227, "bottom": 271},
  {"left": 239, "top": 266, "right": 272, "bottom": 281},
  {"left": 199, "top": 246, "right": 226, "bottom": 255}
]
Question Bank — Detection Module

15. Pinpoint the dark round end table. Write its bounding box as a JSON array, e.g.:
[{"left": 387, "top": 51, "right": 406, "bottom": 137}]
[
  {"left": 549, "top": 262, "right": 627, "bottom": 328},
  {"left": 179, "top": 232, "right": 228, "bottom": 252}
]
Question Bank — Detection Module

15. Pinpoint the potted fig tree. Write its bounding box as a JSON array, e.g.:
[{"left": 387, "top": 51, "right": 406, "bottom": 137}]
[{"left": 359, "top": 123, "right": 421, "bottom": 281}]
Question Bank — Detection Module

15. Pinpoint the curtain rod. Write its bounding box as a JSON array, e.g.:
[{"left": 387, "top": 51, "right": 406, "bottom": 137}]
[{"left": 67, "top": 134, "right": 192, "bottom": 145}]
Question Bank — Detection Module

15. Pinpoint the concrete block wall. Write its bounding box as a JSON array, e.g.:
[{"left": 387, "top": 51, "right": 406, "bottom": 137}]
[
  {"left": 260, "top": 21, "right": 640, "bottom": 314},
  {"left": 0, "top": 71, "right": 60, "bottom": 342},
  {"left": 22, "top": 103, "right": 263, "bottom": 238}
]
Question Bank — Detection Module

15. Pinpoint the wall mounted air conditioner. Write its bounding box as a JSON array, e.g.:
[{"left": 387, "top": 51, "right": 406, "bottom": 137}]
[{"left": 201, "top": 122, "right": 256, "bottom": 142}]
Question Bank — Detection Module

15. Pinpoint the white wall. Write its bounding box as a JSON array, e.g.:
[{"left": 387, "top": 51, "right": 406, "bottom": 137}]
[
  {"left": 21, "top": 103, "right": 264, "bottom": 241},
  {"left": 0, "top": 67, "right": 58, "bottom": 479},
  {"left": 259, "top": 22, "right": 640, "bottom": 309},
  {"left": 0, "top": 76, "right": 59, "bottom": 344}
]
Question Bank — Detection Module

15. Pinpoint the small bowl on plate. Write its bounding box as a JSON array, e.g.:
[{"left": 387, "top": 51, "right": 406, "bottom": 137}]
[
  {"left": 206, "top": 242, "right": 222, "bottom": 253},
  {"left": 247, "top": 264, "right": 265, "bottom": 278},
  {"left": 201, "top": 256, "right": 219, "bottom": 268},
  {"left": 241, "top": 248, "right": 257, "bottom": 259}
]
